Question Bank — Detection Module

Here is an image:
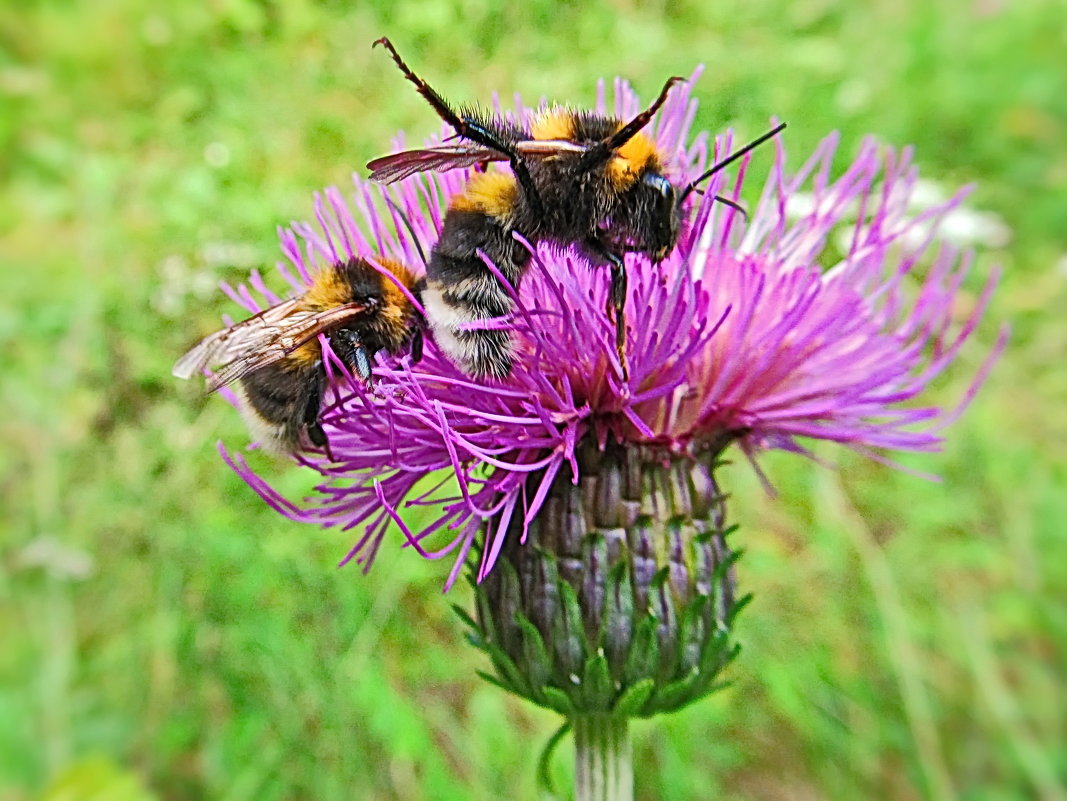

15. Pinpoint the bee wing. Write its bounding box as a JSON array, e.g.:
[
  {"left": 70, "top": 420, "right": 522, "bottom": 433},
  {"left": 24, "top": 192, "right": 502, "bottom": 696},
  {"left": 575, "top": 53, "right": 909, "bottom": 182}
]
[
  {"left": 173, "top": 301, "right": 368, "bottom": 391},
  {"left": 173, "top": 299, "right": 302, "bottom": 380},
  {"left": 367, "top": 144, "right": 509, "bottom": 184},
  {"left": 514, "top": 139, "right": 590, "bottom": 157},
  {"left": 203, "top": 304, "right": 371, "bottom": 391}
]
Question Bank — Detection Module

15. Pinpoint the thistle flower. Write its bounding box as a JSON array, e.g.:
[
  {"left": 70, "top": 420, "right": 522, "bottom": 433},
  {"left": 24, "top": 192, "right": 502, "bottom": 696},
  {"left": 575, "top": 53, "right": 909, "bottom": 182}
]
[
  {"left": 223, "top": 68, "right": 1000, "bottom": 577},
  {"left": 214, "top": 69, "right": 1001, "bottom": 739}
]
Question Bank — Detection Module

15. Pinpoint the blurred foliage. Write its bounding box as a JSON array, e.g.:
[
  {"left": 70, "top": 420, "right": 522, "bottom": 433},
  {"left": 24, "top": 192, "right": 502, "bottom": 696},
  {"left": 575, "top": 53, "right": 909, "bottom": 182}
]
[
  {"left": 1, "top": 0, "right": 1064, "bottom": 799},
  {"left": 38, "top": 757, "right": 158, "bottom": 801}
]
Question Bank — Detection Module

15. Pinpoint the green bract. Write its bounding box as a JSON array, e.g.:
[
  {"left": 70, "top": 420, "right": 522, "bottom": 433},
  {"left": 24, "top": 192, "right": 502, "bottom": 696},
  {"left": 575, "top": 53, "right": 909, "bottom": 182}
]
[{"left": 462, "top": 446, "right": 748, "bottom": 717}]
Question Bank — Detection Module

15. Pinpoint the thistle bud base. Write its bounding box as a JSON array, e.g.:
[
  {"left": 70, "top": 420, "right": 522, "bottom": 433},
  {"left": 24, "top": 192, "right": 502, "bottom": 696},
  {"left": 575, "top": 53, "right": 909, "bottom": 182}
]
[{"left": 463, "top": 444, "right": 746, "bottom": 718}]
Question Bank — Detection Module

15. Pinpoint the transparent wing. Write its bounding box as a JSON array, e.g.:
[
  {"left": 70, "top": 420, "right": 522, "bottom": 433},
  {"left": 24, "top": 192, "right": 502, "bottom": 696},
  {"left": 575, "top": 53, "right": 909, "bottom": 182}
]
[
  {"left": 173, "top": 299, "right": 301, "bottom": 380},
  {"left": 367, "top": 139, "right": 593, "bottom": 184},
  {"left": 367, "top": 144, "right": 509, "bottom": 184},
  {"left": 513, "top": 139, "right": 589, "bottom": 157},
  {"left": 173, "top": 300, "right": 368, "bottom": 391}
]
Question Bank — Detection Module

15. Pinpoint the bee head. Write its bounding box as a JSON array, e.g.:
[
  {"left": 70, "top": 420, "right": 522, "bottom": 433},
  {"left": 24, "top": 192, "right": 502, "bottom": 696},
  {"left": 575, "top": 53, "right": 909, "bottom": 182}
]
[
  {"left": 605, "top": 169, "right": 680, "bottom": 261},
  {"left": 640, "top": 172, "right": 680, "bottom": 260}
]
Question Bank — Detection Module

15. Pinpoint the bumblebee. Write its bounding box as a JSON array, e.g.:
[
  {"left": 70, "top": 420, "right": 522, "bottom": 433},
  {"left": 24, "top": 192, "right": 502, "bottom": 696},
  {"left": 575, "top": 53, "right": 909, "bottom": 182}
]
[
  {"left": 173, "top": 256, "right": 424, "bottom": 456},
  {"left": 368, "top": 37, "right": 784, "bottom": 379}
]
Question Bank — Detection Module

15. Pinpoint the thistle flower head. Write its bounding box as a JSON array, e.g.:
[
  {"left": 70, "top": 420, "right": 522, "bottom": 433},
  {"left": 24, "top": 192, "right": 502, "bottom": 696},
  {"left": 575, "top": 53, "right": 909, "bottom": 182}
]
[{"left": 221, "top": 68, "right": 1002, "bottom": 590}]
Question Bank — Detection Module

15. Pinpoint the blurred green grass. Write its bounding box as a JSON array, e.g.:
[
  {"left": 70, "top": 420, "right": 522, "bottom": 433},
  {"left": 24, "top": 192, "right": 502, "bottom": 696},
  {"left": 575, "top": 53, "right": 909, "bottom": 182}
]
[{"left": 2, "top": 0, "right": 1064, "bottom": 799}]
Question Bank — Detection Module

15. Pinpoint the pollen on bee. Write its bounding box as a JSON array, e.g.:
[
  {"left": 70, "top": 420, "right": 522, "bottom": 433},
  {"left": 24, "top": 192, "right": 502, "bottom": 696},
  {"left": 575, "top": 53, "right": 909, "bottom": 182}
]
[
  {"left": 372, "top": 258, "right": 418, "bottom": 308},
  {"left": 607, "top": 131, "right": 661, "bottom": 190},
  {"left": 287, "top": 340, "right": 323, "bottom": 366},
  {"left": 531, "top": 108, "right": 577, "bottom": 141},
  {"left": 449, "top": 173, "right": 518, "bottom": 220},
  {"left": 303, "top": 269, "right": 350, "bottom": 311}
]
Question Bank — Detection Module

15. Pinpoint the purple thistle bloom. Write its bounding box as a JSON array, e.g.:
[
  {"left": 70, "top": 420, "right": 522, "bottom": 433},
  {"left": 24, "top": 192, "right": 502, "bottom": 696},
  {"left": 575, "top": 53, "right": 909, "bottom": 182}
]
[{"left": 220, "top": 68, "right": 1004, "bottom": 589}]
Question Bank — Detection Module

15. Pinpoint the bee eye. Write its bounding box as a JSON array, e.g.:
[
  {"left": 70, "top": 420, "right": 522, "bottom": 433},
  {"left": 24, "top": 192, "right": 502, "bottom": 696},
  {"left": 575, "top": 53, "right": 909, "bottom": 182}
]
[{"left": 643, "top": 173, "right": 674, "bottom": 199}]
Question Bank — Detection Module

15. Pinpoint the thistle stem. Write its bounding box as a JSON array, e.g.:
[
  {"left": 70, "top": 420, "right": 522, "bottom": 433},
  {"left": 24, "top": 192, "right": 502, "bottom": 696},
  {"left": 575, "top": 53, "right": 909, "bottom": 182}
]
[{"left": 573, "top": 715, "right": 633, "bottom": 801}]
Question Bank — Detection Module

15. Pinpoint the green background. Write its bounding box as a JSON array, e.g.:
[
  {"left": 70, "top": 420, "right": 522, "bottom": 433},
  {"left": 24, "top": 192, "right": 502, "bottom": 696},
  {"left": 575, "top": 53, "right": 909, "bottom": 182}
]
[{"left": 3, "top": 1, "right": 1064, "bottom": 798}]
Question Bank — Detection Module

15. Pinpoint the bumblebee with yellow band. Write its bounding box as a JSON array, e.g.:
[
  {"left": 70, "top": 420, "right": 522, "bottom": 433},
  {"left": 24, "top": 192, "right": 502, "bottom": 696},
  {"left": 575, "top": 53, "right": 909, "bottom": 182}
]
[
  {"left": 369, "top": 37, "right": 785, "bottom": 380},
  {"left": 173, "top": 40, "right": 785, "bottom": 457},
  {"left": 173, "top": 257, "right": 424, "bottom": 456}
]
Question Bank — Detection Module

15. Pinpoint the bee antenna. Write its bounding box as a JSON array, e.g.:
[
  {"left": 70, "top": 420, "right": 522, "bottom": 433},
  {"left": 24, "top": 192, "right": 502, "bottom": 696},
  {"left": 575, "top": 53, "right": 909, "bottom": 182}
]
[
  {"left": 373, "top": 37, "right": 462, "bottom": 134},
  {"left": 604, "top": 76, "right": 685, "bottom": 153},
  {"left": 579, "top": 76, "right": 685, "bottom": 171},
  {"left": 373, "top": 37, "right": 546, "bottom": 218},
  {"left": 707, "top": 194, "right": 748, "bottom": 220},
  {"left": 679, "top": 122, "right": 787, "bottom": 204}
]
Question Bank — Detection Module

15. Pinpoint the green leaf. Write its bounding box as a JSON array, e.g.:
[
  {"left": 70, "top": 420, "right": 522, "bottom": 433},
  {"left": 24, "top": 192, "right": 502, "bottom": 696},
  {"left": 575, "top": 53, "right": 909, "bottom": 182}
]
[
  {"left": 551, "top": 580, "right": 589, "bottom": 683},
  {"left": 450, "top": 602, "right": 479, "bottom": 631},
  {"left": 612, "top": 678, "right": 655, "bottom": 718},
  {"left": 623, "top": 614, "right": 660, "bottom": 684},
  {"left": 650, "top": 666, "right": 702, "bottom": 714},
  {"left": 676, "top": 593, "right": 710, "bottom": 674},
  {"left": 601, "top": 560, "right": 634, "bottom": 678},
  {"left": 516, "top": 612, "right": 553, "bottom": 694},
  {"left": 725, "top": 592, "right": 754, "bottom": 627},
  {"left": 541, "top": 686, "right": 577, "bottom": 716},
  {"left": 649, "top": 570, "right": 679, "bottom": 681},
  {"left": 537, "top": 722, "right": 572, "bottom": 797},
  {"left": 480, "top": 640, "right": 534, "bottom": 700},
  {"left": 581, "top": 652, "right": 614, "bottom": 712},
  {"left": 493, "top": 558, "right": 525, "bottom": 656},
  {"left": 475, "top": 670, "right": 520, "bottom": 696}
]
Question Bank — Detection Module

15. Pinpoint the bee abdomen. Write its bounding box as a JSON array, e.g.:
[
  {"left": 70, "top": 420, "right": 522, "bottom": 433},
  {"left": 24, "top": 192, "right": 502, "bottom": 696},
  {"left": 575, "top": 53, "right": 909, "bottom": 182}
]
[
  {"left": 425, "top": 206, "right": 534, "bottom": 378},
  {"left": 238, "top": 358, "right": 323, "bottom": 454},
  {"left": 422, "top": 277, "right": 514, "bottom": 379}
]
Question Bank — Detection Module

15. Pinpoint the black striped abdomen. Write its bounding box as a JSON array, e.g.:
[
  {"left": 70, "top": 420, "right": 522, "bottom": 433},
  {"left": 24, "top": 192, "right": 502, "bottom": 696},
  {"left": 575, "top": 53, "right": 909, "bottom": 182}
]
[
  {"left": 238, "top": 356, "right": 324, "bottom": 454},
  {"left": 424, "top": 209, "right": 531, "bottom": 378}
]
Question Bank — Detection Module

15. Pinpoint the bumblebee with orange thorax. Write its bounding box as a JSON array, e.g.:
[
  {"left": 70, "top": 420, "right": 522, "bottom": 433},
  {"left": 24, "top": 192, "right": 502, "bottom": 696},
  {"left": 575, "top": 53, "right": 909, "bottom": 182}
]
[
  {"left": 368, "top": 37, "right": 785, "bottom": 379},
  {"left": 173, "top": 256, "right": 424, "bottom": 456}
]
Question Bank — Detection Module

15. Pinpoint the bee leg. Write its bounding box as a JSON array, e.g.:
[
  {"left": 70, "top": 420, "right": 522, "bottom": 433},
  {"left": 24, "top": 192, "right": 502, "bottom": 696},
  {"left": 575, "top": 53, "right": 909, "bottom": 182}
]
[
  {"left": 303, "top": 381, "right": 333, "bottom": 460},
  {"left": 331, "top": 328, "right": 373, "bottom": 382},
  {"left": 408, "top": 278, "right": 427, "bottom": 365},
  {"left": 410, "top": 325, "right": 425, "bottom": 364},
  {"left": 585, "top": 238, "right": 630, "bottom": 381},
  {"left": 609, "top": 258, "right": 629, "bottom": 381},
  {"left": 312, "top": 425, "right": 336, "bottom": 462},
  {"left": 373, "top": 37, "right": 544, "bottom": 218},
  {"left": 307, "top": 422, "right": 331, "bottom": 456}
]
